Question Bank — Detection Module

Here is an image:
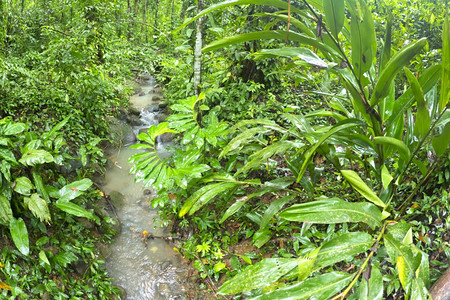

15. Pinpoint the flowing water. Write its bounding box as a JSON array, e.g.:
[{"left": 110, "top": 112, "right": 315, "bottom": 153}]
[{"left": 102, "top": 78, "right": 192, "bottom": 300}]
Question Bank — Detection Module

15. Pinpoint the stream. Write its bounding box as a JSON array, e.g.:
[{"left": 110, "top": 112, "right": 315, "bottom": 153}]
[{"left": 101, "top": 77, "right": 194, "bottom": 300}]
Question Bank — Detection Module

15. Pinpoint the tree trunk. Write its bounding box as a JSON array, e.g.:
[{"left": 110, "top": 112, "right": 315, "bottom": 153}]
[
  {"left": 193, "top": 0, "right": 203, "bottom": 96},
  {"left": 430, "top": 267, "right": 450, "bottom": 300}
]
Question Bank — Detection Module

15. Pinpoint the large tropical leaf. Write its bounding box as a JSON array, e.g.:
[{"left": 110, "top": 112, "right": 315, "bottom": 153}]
[
  {"left": 10, "top": 217, "right": 29, "bottom": 256},
  {"left": 341, "top": 170, "right": 386, "bottom": 208},
  {"left": 19, "top": 149, "right": 54, "bottom": 166},
  {"left": 359, "top": 265, "right": 384, "bottom": 300},
  {"left": 24, "top": 193, "right": 51, "bottom": 223},
  {"left": 253, "top": 47, "right": 329, "bottom": 68},
  {"left": 218, "top": 258, "right": 298, "bottom": 295},
  {"left": 251, "top": 272, "right": 353, "bottom": 299},
  {"left": 57, "top": 178, "right": 92, "bottom": 202},
  {"left": 260, "top": 195, "right": 295, "bottom": 229},
  {"left": 1, "top": 121, "right": 28, "bottom": 136},
  {"left": 432, "top": 122, "right": 450, "bottom": 157},
  {"left": 323, "top": 0, "right": 345, "bottom": 39},
  {"left": 0, "top": 195, "right": 13, "bottom": 225},
  {"left": 55, "top": 201, "right": 94, "bottom": 220},
  {"left": 314, "top": 232, "right": 374, "bottom": 269},
  {"left": 373, "top": 136, "right": 411, "bottom": 161},
  {"left": 280, "top": 198, "right": 382, "bottom": 229},
  {"left": 14, "top": 177, "right": 34, "bottom": 196},
  {"left": 219, "top": 127, "right": 271, "bottom": 158},
  {"left": 441, "top": 12, "right": 450, "bottom": 112}
]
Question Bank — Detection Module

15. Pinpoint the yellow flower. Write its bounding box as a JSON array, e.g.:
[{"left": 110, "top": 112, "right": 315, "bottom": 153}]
[{"left": 142, "top": 230, "right": 149, "bottom": 236}]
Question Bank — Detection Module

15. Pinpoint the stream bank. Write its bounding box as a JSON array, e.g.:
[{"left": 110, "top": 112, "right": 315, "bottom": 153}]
[{"left": 98, "top": 76, "right": 201, "bottom": 300}]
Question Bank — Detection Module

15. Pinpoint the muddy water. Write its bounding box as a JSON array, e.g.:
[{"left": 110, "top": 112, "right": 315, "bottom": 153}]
[{"left": 103, "top": 79, "right": 191, "bottom": 300}]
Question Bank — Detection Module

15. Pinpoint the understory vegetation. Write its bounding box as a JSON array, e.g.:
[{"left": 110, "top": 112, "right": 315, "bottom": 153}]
[{"left": 1, "top": 0, "right": 449, "bottom": 299}]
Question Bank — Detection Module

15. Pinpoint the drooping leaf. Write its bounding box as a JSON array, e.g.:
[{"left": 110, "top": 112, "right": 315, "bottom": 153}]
[
  {"left": 24, "top": 193, "right": 51, "bottom": 223},
  {"left": 254, "top": 47, "right": 328, "bottom": 68},
  {"left": 260, "top": 195, "right": 295, "bottom": 229},
  {"left": 381, "top": 165, "right": 393, "bottom": 190},
  {"left": 323, "top": 0, "right": 345, "bottom": 39},
  {"left": 379, "top": 15, "right": 393, "bottom": 71},
  {"left": 314, "top": 232, "right": 374, "bottom": 269},
  {"left": 0, "top": 195, "right": 13, "bottom": 225},
  {"left": 297, "top": 247, "right": 321, "bottom": 282},
  {"left": 219, "top": 127, "right": 270, "bottom": 158},
  {"left": 58, "top": 178, "right": 92, "bottom": 202},
  {"left": 371, "top": 38, "right": 427, "bottom": 106},
  {"left": 14, "top": 177, "right": 34, "bottom": 196},
  {"left": 296, "top": 119, "right": 360, "bottom": 183},
  {"left": 19, "top": 149, "right": 54, "bottom": 166},
  {"left": 179, "top": 182, "right": 240, "bottom": 217},
  {"left": 55, "top": 201, "right": 94, "bottom": 220},
  {"left": 341, "top": 170, "right": 386, "bottom": 208},
  {"left": 373, "top": 136, "right": 411, "bottom": 161},
  {"left": 432, "top": 121, "right": 450, "bottom": 157},
  {"left": 280, "top": 198, "right": 382, "bottom": 229},
  {"left": 251, "top": 272, "right": 353, "bottom": 299},
  {"left": 218, "top": 258, "right": 298, "bottom": 295},
  {"left": 2, "top": 121, "right": 28, "bottom": 136},
  {"left": 39, "top": 250, "right": 51, "bottom": 266},
  {"left": 32, "top": 171, "right": 49, "bottom": 202},
  {"left": 440, "top": 12, "right": 450, "bottom": 112},
  {"left": 10, "top": 217, "right": 29, "bottom": 256}
]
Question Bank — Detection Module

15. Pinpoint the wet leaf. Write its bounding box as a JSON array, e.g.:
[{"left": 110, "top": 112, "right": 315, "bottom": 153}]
[
  {"left": 10, "top": 217, "right": 29, "bottom": 256},
  {"left": 0, "top": 195, "right": 13, "bottom": 225},
  {"left": 19, "top": 149, "right": 54, "bottom": 166},
  {"left": 24, "top": 193, "right": 51, "bottom": 223},
  {"left": 55, "top": 201, "right": 94, "bottom": 220},
  {"left": 0, "top": 282, "right": 11, "bottom": 290},
  {"left": 14, "top": 177, "right": 34, "bottom": 196},
  {"left": 341, "top": 170, "right": 386, "bottom": 208}
]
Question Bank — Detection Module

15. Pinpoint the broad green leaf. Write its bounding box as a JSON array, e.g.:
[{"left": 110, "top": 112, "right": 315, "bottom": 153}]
[
  {"left": 0, "top": 195, "right": 13, "bottom": 225},
  {"left": 219, "top": 127, "right": 270, "bottom": 158},
  {"left": 55, "top": 201, "right": 94, "bottom": 220},
  {"left": 260, "top": 195, "right": 295, "bottom": 229},
  {"left": 379, "top": 15, "right": 392, "bottom": 71},
  {"left": 280, "top": 198, "right": 382, "bottom": 229},
  {"left": 441, "top": 13, "right": 450, "bottom": 112},
  {"left": 218, "top": 258, "right": 298, "bottom": 295},
  {"left": 348, "top": 0, "right": 376, "bottom": 79},
  {"left": 32, "top": 171, "right": 49, "bottom": 202},
  {"left": 323, "top": 0, "right": 345, "bottom": 39},
  {"left": 24, "top": 193, "right": 50, "bottom": 223},
  {"left": 341, "top": 170, "right": 386, "bottom": 208},
  {"left": 432, "top": 122, "right": 450, "bottom": 157},
  {"left": 253, "top": 228, "right": 272, "bottom": 248},
  {"left": 314, "top": 232, "right": 374, "bottom": 269},
  {"left": 43, "top": 116, "right": 70, "bottom": 140},
  {"left": 2, "top": 122, "right": 27, "bottom": 136},
  {"left": 179, "top": 182, "right": 239, "bottom": 217},
  {"left": 10, "top": 218, "right": 29, "bottom": 256},
  {"left": 373, "top": 137, "right": 411, "bottom": 161},
  {"left": 254, "top": 47, "right": 328, "bottom": 68},
  {"left": 381, "top": 165, "right": 393, "bottom": 189},
  {"left": 252, "top": 272, "right": 353, "bottom": 300},
  {"left": 371, "top": 38, "right": 427, "bottom": 106},
  {"left": 296, "top": 119, "right": 360, "bottom": 183},
  {"left": 410, "top": 278, "right": 428, "bottom": 300},
  {"left": 19, "top": 149, "right": 54, "bottom": 166},
  {"left": 203, "top": 30, "right": 334, "bottom": 54},
  {"left": 404, "top": 67, "right": 430, "bottom": 139},
  {"left": 369, "top": 265, "right": 384, "bottom": 300},
  {"left": 0, "top": 148, "right": 18, "bottom": 164},
  {"left": 58, "top": 178, "right": 92, "bottom": 202},
  {"left": 14, "top": 177, "right": 34, "bottom": 196}
]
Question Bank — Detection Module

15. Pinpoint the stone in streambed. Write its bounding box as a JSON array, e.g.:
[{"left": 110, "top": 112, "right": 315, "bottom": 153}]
[{"left": 109, "top": 191, "right": 125, "bottom": 210}]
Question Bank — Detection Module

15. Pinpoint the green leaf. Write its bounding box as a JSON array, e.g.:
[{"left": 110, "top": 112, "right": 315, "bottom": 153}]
[
  {"left": 280, "top": 198, "right": 382, "bottom": 229},
  {"left": 341, "top": 170, "right": 386, "bottom": 208},
  {"left": 252, "top": 272, "right": 353, "bottom": 299},
  {"left": 370, "top": 38, "right": 427, "bottom": 106},
  {"left": 179, "top": 182, "right": 240, "bottom": 217},
  {"left": 260, "top": 195, "right": 295, "bottom": 229},
  {"left": 19, "top": 149, "right": 54, "bottom": 166},
  {"left": 218, "top": 258, "right": 298, "bottom": 295},
  {"left": 43, "top": 116, "right": 70, "bottom": 140},
  {"left": 296, "top": 119, "right": 360, "bottom": 183},
  {"left": 254, "top": 47, "right": 328, "bottom": 68},
  {"left": 348, "top": 0, "right": 376, "bottom": 79},
  {"left": 219, "top": 127, "right": 270, "bottom": 158},
  {"left": 297, "top": 247, "right": 320, "bottom": 282},
  {"left": 432, "top": 121, "right": 450, "bottom": 157},
  {"left": 441, "top": 13, "right": 450, "bottom": 112},
  {"left": 0, "top": 148, "right": 18, "bottom": 165},
  {"left": 55, "top": 201, "right": 94, "bottom": 220},
  {"left": 24, "top": 193, "right": 51, "bottom": 223},
  {"left": 9, "top": 218, "right": 29, "bottom": 256},
  {"left": 404, "top": 67, "right": 430, "bottom": 139},
  {"left": 253, "top": 228, "right": 272, "bottom": 248},
  {"left": 314, "top": 232, "right": 374, "bottom": 269},
  {"left": 379, "top": 15, "right": 393, "bottom": 71},
  {"left": 0, "top": 195, "right": 13, "bottom": 225},
  {"left": 2, "top": 122, "right": 27, "bottom": 136},
  {"left": 203, "top": 30, "right": 333, "bottom": 54},
  {"left": 323, "top": 0, "right": 345, "bottom": 39},
  {"left": 39, "top": 250, "right": 51, "bottom": 266},
  {"left": 373, "top": 137, "right": 411, "bottom": 161},
  {"left": 32, "top": 171, "right": 49, "bottom": 202},
  {"left": 14, "top": 177, "right": 34, "bottom": 196},
  {"left": 381, "top": 165, "right": 393, "bottom": 189},
  {"left": 58, "top": 178, "right": 92, "bottom": 202}
]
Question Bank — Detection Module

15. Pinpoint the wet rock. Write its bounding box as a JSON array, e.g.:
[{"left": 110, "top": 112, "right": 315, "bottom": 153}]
[
  {"left": 152, "top": 95, "right": 163, "bottom": 102},
  {"left": 145, "top": 103, "right": 160, "bottom": 113},
  {"left": 109, "top": 191, "right": 125, "bottom": 210},
  {"left": 108, "top": 118, "right": 137, "bottom": 147},
  {"left": 96, "top": 243, "right": 112, "bottom": 259},
  {"left": 157, "top": 113, "right": 168, "bottom": 123},
  {"left": 127, "top": 80, "right": 142, "bottom": 94},
  {"left": 128, "top": 106, "right": 141, "bottom": 116},
  {"left": 117, "top": 108, "right": 128, "bottom": 122},
  {"left": 138, "top": 128, "right": 149, "bottom": 135},
  {"left": 157, "top": 283, "right": 171, "bottom": 296},
  {"left": 158, "top": 102, "right": 169, "bottom": 110},
  {"left": 143, "top": 189, "right": 152, "bottom": 196},
  {"left": 73, "top": 258, "right": 89, "bottom": 276},
  {"left": 122, "top": 124, "right": 137, "bottom": 145},
  {"left": 127, "top": 114, "right": 143, "bottom": 126},
  {"left": 159, "top": 132, "right": 174, "bottom": 143},
  {"left": 138, "top": 91, "right": 146, "bottom": 96},
  {"left": 160, "top": 260, "right": 172, "bottom": 271},
  {"left": 76, "top": 217, "right": 96, "bottom": 230}
]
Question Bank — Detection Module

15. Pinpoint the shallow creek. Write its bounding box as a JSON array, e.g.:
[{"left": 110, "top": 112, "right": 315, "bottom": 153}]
[{"left": 102, "top": 78, "right": 192, "bottom": 299}]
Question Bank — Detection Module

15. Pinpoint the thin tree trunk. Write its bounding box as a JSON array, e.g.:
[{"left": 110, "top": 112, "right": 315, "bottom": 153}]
[
  {"left": 154, "top": 0, "right": 159, "bottom": 28},
  {"left": 193, "top": 0, "right": 203, "bottom": 96}
]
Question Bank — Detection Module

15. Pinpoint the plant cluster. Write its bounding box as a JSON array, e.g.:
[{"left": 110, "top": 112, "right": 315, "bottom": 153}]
[{"left": 130, "top": 0, "right": 449, "bottom": 299}]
